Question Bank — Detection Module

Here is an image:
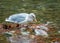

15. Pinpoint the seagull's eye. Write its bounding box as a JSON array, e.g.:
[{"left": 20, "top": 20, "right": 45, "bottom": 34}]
[{"left": 32, "top": 16, "right": 34, "bottom": 18}]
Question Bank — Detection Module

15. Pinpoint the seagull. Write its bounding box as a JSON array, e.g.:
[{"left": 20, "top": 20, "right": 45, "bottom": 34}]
[
  {"left": 5, "top": 13, "right": 37, "bottom": 24},
  {"left": 35, "top": 29, "right": 48, "bottom": 38}
]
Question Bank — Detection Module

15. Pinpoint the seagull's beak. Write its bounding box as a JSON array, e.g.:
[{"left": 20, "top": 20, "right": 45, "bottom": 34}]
[{"left": 34, "top": 19, "right": 37, "bottom": 22}]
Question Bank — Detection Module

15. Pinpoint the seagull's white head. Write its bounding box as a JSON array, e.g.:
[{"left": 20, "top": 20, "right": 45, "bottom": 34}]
[
  {"left": 30, "top": 13, "right": 37, "bottom": 22},
  {"left": 30, "top": 13, "right": 36, "bottom": 18}
]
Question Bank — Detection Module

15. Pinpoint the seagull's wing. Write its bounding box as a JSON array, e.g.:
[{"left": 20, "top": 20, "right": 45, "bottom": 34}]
[
  {"left": 11, "top": 15, "right": 26, "bottom": 22},
  {"left": 5, "top": 13, "right": 28, "bottom": 23}
]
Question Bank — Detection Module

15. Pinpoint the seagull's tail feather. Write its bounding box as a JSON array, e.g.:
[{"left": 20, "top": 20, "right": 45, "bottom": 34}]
[
  {"left": 5, "top": 18, "right": 13, "bottom": 22},
  {"left": 5, "top": 18, "right": 10, "bottom": 22}
]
